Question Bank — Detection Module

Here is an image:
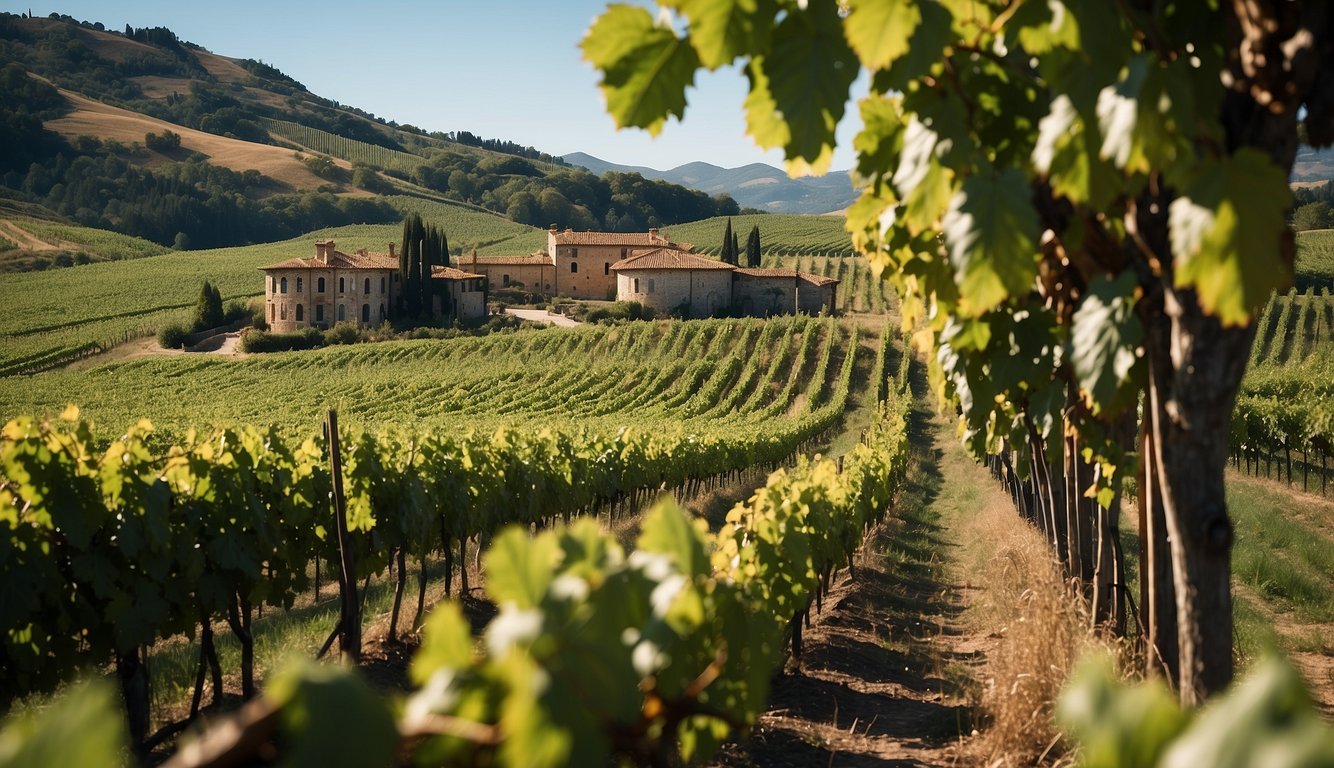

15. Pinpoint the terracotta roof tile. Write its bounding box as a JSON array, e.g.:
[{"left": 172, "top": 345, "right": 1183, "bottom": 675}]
[
  {"left": 462, "top": 253, "right": 553, "bottom": 266},
  {"left": 797, "top": 271, "right": 839, "bottom": 286},
  {"left": 259, "top": 249, "right": 396, "bottom": 271},
  {"left": 734, "top": 267, "right": 798, "bottom": 278},
  {"left": 610, "top": 249, "right": 735, "bottom": 271},
  {"left": 551, "top": 229, "right": 675, "bottom": 247},
  {"left": 431, "top": 266, "right": 485, "bottom": 280}
]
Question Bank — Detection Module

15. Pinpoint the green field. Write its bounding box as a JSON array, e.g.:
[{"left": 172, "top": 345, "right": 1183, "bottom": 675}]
[
  {"left": 0, "top": 199, "right": 541, "bottom": 375},
  {"left": 661, "top": 213, "right": 856, "bottom": 257},
  {"left": 0, "top": 208, "right": 885, "bottom": 375},
  {"left": 0, "top": 215, "right": 169, "bottom": 271},
  {"left": 0, "top": 315, "right": 855, "bottom": 440},
  {"left": 1296, "top": 229, "right": 1334, "bottom": 291}
]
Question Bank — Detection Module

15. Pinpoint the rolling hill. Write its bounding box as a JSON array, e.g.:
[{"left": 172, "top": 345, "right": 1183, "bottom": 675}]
[
  {"left": 0, "top": 12, "right": 739, "bottom": 265},
  {"left": 563, "top": 152, "right": 859, "bottom": 215}
]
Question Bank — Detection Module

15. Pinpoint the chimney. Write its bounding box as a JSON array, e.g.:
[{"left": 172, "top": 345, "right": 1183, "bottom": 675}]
[
  {"left": 358, "top": 248, "right": 368, "bottom": 257},
  {"left": 388, "top": 242, "right": 396, "bottom": 259},
  {"left": 315, "top": 239, "right": 334, "bottom": 264},
  {"left": 649, "top": 227, "right": 659, "bottom": 240},
  {"left": 548, "top": 224, "right": 558, "bottom": 232}
]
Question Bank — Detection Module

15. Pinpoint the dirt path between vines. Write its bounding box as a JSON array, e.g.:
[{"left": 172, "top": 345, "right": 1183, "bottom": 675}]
[{"left": 715, "top": 398, "right": 1012, "bottom": 767}]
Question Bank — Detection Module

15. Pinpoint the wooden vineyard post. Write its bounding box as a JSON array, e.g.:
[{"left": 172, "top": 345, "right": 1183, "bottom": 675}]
[{"left": 326, "top": 409, "right": 360, "bottom": 663}]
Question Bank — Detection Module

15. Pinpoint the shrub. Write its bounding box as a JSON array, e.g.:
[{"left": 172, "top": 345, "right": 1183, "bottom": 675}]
[
  {"left": 239, "top": 328, "right": 324, "bottom": 353},
  {"left": 192, "top": 281, "right": 224, "bottom": 332},
  {"left": 157, "top": 323, "right": 191, "bottom": 349},
  {"left": 323, "top": 322, "right": 361, "bottom": 345}
]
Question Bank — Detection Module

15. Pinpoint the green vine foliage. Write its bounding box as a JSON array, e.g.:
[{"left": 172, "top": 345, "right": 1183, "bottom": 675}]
[
  {"left": 0, "top": 394, "right": 912, "bottom": 767},
  {"left": 581, "top": 0, "right": 1311, "bottom": 495}
]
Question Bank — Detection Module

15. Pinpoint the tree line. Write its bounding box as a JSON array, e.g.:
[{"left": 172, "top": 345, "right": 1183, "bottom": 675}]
[
  {"left": 6, "top": 147, "right": 397, "bottom": 250},
  {"left": 1293, "top": 181, "right": 1334, "bottom": 231},
  {"left": 403, "top": 151, "right": 739, "bottom": 232}
]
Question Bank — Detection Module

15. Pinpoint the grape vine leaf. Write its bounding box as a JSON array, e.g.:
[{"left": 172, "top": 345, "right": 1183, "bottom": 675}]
[
  {"left": 941, "top": 167, "right": 1041, "bottom": 315},
  {"left": 1161, "top": 655, "right": 1334, "bottom": 768},
  {"left": 844, "top": 0, "right": 921, "bottom": 71},
  {"left": 0, "top": 680, "right": 127, "bottom": 768},
  {"left": 1069, "top": 271, "right": 1144, "bottom": 417},
  {"left": 484, "top": 527, "right": 561, "bottom": 610},
  {"left": 749, "top": 0, "right": 858, "bottom": 175},
  {"left": 267, "top": 661, "right": 398, "bottom": 768},
  {"left": 582, "top": 4, "right": 700, "bottom": 136},
  {"left": 1057, "top": 654, "right": 1189, "bottom": 768},
  {"left": 662, "top": 0, "right": 776, "bottom": 70},
  {"left": 637, "top": 501, "right": 709, "bottom": 579},
  {"left": 1168, "top": 148, "right": 1293, "bottom": 326},
  {"left": 412, "top": 601, "right": 475, "bottom": 685}
]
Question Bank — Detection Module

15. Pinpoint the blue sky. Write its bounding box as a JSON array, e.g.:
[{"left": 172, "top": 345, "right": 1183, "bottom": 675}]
[{"left": 8, "top": 1, "right": 864, "bottom": 172}]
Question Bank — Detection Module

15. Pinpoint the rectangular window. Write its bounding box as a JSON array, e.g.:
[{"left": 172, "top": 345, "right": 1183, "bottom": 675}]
[
  {"left": 316, "top": 304, "right": 324, "bottom": 322},
  {"left": 647, "top": 279, "right": 655, "bottom": 293},
  {"left": 297, "top": 276, "right": 303, "bottom": 292}
]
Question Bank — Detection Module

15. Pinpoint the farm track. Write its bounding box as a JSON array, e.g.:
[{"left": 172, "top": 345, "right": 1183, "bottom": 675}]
[{"left": 714, "top": 380, "right": 995, "bottom": 767}]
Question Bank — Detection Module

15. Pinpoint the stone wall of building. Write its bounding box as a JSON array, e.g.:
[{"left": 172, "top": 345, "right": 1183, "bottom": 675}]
[
  {"left": 797, "top": 281, "right": 837, "bottom": 315},
  {"left": 731, "top": 274, "right": 797, "bottom": 316},
  {"left": 617, "top": 269, "right": 732, "bottom": 318},
  {"left": 265, "top": 268, "right": 396, "bottom": 332}
]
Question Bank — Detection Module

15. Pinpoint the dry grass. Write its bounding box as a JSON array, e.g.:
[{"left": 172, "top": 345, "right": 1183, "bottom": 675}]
[
  {"left": 936, "top": 435, "right": 1125, "bottom": 766},
  {"left": 972, "top": 533, "right": 1089, "bottom": 765},
  {"left": 46, "top": 90, "right": 337, "bottom": 191}
]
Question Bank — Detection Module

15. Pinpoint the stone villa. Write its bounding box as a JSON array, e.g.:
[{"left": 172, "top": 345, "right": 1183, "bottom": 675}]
[
  {"left": 460, "top": 225, "right": 838, "bottom": 318},
  {"left": 259, "top": 240, "right": 486, "bottom": 333}
]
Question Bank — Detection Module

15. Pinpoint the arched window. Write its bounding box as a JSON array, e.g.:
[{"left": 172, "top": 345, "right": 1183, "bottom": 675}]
[
  {"left": 338, "top": 304, "right": 346, "bottom": 321},
  {"left": 380, "top": 277, "right": 386, "bottom": 293},
  {"left": 570, "top": 262, "right": 578, "bottom": 273},
  {"left": 280, "top": 277, "right": 288, "bottom": 294},
  {"left": 364, "top": 277, "right": 371, "bottom": 293},
  {"left": 296, "top": 276, "right": 303, "bottom": 292},
  {"left": 361, "top": 303, "right": 370, "bottom": 323},
  {"left": 296, "top": 304, "right": 304, "bottom": 321},
  {"left": 317, "top": 277, "right": 325, "bottom": 293},
  {"left": 339, "top": 277, "right": 345, "bottom": 293}
]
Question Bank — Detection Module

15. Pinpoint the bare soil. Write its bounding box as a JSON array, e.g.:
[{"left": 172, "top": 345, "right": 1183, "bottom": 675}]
[
  {"left": 714, "top": 395, "right": 999, "bottom": 767},
  {"left": 0, "top": 219, "right": 66, "bottom": 251}
]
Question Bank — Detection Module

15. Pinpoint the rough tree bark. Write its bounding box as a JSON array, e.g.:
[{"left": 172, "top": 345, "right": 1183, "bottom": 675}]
[{"left": 1132, "top": 0, "right": 1332, "bottom": 705}]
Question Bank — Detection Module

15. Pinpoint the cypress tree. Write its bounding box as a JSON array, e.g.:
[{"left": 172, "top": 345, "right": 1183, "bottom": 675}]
[
  {"left": 418, "top": 225, "right": 434, "bottom": 317},
  {"left": 746, "top": 225, "right": 761, "bottom": 267},
  {"left": 721, "top": 218, "right": 735, "bottom": 264},
  {"left": 732, "top": 231, "right": 740, "bottom": 265}
]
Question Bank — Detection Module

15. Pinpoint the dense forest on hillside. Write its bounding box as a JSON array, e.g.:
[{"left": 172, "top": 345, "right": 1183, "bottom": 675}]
[
  {"left": 0, "top": 12, "right": 740, "bottom": 255},
  {"left": 1293, "top": 181, "right": 1334, "bottom": 231}
]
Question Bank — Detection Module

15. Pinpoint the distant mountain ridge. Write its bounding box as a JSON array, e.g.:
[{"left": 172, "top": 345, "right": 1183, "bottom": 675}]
[{"left": 563, "top": 153, "right": 859, "bottom": 215}]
